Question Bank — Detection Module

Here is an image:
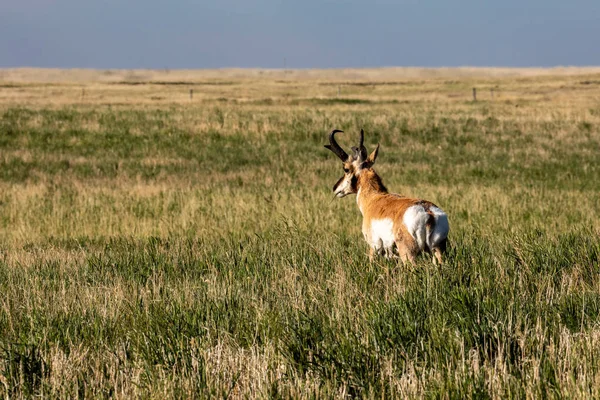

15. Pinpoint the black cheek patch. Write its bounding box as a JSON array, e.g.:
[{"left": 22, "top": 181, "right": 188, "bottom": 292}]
[
  {"left": 351, "top": 176, "right": 358, "bottom": 192},
  {"left": 333, "top": 176, "right": 345, "bottom": 192}
]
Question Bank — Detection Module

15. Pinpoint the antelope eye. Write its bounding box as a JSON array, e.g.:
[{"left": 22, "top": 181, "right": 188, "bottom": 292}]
[{"left": 343, "top": 168, "right": 350, "bottom": 173}]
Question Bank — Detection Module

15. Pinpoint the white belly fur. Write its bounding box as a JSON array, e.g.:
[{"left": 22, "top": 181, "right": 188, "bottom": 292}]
[{"left": 369, "top": 218, "right": 395, "bottom": 256}]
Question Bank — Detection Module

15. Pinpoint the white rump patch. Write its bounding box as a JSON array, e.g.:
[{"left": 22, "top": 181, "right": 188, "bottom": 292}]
[
  {"left": 370, "top": 218, "right": 395, "bottom": 255},
  {"left": 427, "top": 206, "right": 449, "bottom": 249},
  {"left": 403, "top": 205, "right": 449, "bottom": 251},
  {"left": 403, "top": 205, "right": 430, "bottom": 251}
]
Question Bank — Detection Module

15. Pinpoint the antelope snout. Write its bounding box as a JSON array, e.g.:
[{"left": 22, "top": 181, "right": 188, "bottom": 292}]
[{"left": 333, "top": 185, "right": 349, "bottom": 198}]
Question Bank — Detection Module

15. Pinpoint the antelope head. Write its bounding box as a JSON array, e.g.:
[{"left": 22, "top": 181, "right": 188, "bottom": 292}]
[{"left": 325, "top": 129, "right": 379, "bottom": 198}]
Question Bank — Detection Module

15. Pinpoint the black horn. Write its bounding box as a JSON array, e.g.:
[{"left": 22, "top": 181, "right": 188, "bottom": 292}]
[
  {"left": 324, "top": 129, "right": 349, "bottom": 161},
  {"left": 352, "top": 129, "right": 368, "bottom": 161}
]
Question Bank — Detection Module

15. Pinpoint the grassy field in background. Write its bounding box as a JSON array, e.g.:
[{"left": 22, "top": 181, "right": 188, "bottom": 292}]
[{"left": 1, "top": 68, "right": 600, "bottom": 398}]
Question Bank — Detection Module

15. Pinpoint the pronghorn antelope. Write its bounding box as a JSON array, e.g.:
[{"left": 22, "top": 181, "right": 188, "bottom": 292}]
[{"left": 325, "top": 129, "right": 449, "bottom": 264}]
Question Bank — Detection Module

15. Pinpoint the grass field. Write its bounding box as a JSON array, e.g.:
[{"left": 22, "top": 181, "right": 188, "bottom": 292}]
[{"left": 1, "top": 67, "right": 600, "bottom": 398}]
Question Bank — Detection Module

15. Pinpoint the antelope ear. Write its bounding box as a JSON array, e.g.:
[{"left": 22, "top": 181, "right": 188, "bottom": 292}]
[{"left": 366, "top": 143, "right": 380, "bottom": 164}]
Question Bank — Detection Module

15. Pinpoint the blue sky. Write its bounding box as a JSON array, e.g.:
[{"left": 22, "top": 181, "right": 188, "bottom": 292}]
[{"left": 1, "top": 0, "right": 599, "bottom": 69}]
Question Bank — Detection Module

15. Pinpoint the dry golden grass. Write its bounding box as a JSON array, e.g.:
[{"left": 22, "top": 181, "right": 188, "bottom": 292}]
[
  {"left": 1, "top": 67, "right": 599, "bottom": 398},
  {"left": 2, "top": 66, "right": 600, "bottom": 109}
]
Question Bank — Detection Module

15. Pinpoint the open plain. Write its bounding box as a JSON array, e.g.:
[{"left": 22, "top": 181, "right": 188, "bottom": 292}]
[{"left": 1, "top": 67, "right": 600, "bottom": 398}]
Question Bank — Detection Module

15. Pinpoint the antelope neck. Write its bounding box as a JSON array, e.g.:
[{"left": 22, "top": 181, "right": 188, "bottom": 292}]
[
  {"left": 356, "top": 169, "right": 388, "bottom": 214},
  {"left": 357, "top": 169, "right": 387, "bottom": 194}
]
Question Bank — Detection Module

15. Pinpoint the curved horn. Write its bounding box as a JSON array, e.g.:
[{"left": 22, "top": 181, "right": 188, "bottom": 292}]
[
  {"left": 353, "top": 129, "right": 368, "bottom": 160},
  {"left": 324, "top": 129, "right": 349, "bottom": 161},
  {"left": 358, "top": 128, "right": 364, "bottom": 149}
]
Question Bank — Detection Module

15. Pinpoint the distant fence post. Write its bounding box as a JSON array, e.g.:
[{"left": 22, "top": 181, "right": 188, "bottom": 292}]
[
  {"left": 490, "top": 88, "right": 494, "bottom": 100},
  {"left": 190, "top": 89, "right": 193, "bottom": 100},
  {"left": 472, "top": 88, "right": 477, "bottom": 101}
]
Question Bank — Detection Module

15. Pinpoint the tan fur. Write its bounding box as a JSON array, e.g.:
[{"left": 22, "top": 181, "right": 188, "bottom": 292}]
[
  {"left": 328, "top": 130, "right": 448, "bottom": 264},
  {"left": 356, "top": 170, "right": 442, "bottom": 262}
]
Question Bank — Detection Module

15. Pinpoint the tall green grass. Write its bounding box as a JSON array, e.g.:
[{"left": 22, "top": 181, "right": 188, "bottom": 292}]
[{"left": 1, "top": 96, "right": 599, "bottom": 397}]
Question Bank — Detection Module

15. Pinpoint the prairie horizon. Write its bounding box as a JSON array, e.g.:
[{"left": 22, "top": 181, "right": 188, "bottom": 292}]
[{"left": 3, "top": 66, "right": 600, "bottom": 83}]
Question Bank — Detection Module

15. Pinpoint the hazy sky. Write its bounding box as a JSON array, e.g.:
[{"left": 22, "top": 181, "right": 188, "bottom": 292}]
[{"left": 1, "top": 0, "right": 599, "bottom": 69}]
